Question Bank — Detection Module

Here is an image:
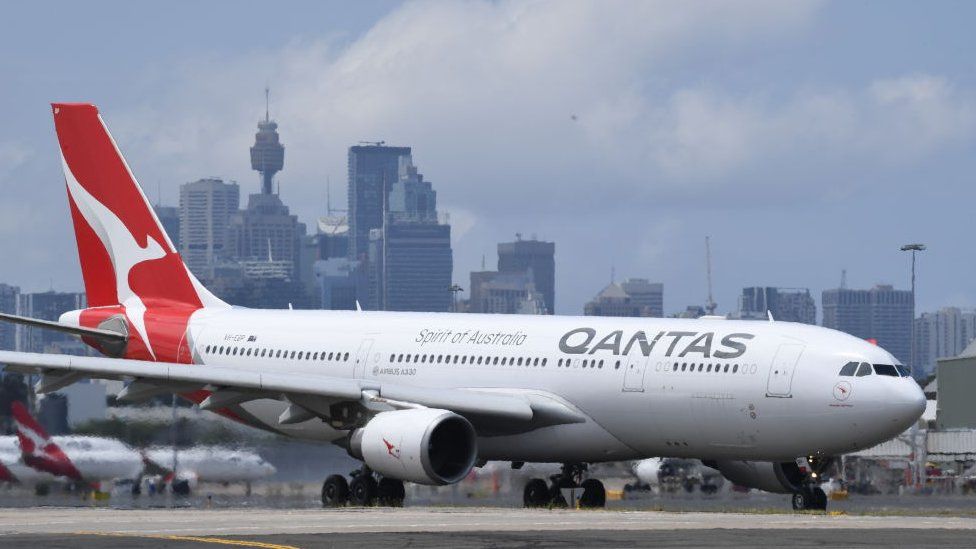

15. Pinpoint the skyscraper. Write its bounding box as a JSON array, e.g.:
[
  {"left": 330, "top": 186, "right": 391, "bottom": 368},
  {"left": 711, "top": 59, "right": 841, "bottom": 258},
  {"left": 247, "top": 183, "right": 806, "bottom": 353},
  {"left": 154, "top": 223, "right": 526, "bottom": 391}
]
[
  {"left": 584, "top": 283, "right": 654, "bottom": 317},
  {"left": 152, "top": 204, "right": 181, "bottom": 251},
  {"left": 0, "top": 284, "right": 19, "bottom": 350},
  {"left": 914, "top": 307, "right": 976, "bottom": 377},
  {"left": 498, "top": 236, "right": 555, "bottom": 314},
  {"left": 468, "top": 270, "right": 546, "bottom": 315},
  {"left": 822, "top": 285, "right": 913, "bottom": 365},
  {"left": 736, "top": 287, "right": 816, "bottom": 324},
  {"left": 368, "top": 223, "right": 453, "bottom": 312},
  {"left": 620, "top": 279, "right": 664, "bottom": 318},
  {"left": 347, "top": 144, "right": 412, "bottom": 260},
  {"left": 365, "top": 155, "right": 453, "bottom": 312},
  {"left": 249, "top": 88, "right": 284, "bottom": 196},
  {"left": 179, "top": 178, "right": 240, "bottom": 280}
]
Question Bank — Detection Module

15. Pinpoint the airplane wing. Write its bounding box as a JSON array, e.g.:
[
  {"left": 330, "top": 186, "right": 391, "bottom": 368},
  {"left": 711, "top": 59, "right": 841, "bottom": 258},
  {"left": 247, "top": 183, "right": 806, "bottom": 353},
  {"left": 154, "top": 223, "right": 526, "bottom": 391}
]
[{"left": 0, "top": 351, "right": 584, "bottom": 433}]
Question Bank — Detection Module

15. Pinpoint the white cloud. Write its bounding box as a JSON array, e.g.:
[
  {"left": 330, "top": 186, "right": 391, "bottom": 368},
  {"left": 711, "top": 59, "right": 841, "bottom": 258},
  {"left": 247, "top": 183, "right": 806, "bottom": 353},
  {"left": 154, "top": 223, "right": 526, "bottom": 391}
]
[{"left": 40, "top": 0, "right": 975, "bottom": 311}]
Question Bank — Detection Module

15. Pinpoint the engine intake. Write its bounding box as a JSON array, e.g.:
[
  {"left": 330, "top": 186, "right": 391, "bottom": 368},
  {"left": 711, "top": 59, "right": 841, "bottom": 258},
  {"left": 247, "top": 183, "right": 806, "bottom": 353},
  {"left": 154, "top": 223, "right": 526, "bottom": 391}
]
[{"left": 349, "top": 408, "right": 477, "bottom": 485}]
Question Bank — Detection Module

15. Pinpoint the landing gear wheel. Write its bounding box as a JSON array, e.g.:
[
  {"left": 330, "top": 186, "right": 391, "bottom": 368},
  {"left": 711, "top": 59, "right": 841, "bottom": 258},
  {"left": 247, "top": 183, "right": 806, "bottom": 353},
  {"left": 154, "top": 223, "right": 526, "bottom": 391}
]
[
  {"left": 523, "top": 478, "right": 550, "bottom": 508},
  {"left": 812, "top": 487, "right": 828, "bottom": 510},
  {"left": 791, "top": 487, "right": 827, "bottom": 511},
  {"left": 578, "top": 479, "right": 606, "bottom": 509},
  {"left": 321, "top": 475, "right": 349, "bottom": 508},
  {"left": 377, "top": 478, "right": 405, "bottom": 507},
  {"left": 349, "top": 475, "right": 378, "bottom": 506},
  {"left": 791, "top": 491, "right": 809, "bottom": 511}
]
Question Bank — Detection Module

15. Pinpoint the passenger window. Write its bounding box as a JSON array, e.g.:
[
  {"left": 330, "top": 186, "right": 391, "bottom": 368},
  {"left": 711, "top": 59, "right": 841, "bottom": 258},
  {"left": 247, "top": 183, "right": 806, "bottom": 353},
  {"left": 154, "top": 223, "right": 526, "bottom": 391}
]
[
  {"left": 461, "top": 356, "right": 467, "bottom": 364},
  {"left": 615, "top": 360, "right": 621, "bottom": 370},
  {"left": 873, "top": 364, "right": 899, "bottom": 377},
  {"left": 732, "top": 364, "right": 738, "bottom": 373},
  {"left": 542, "top": 358, "right": 547, "bottom": 366},
  {"left": 856, "top": 362, "right": 872, "bottom": 377},
  {"left": 344, "top": 352, "right": 350, "bottom": 361},
  {"left": 493, "top": 356, "right": 499, "bottom": 365},
  {"left": 598, "top": 360, "right": 604, "bottom": 369},
  {"left": 839, "top": 362, "right": 858, "bottom": 376},
  {"left": 706, "top": 364, "right": 712, "bottom": 372}
]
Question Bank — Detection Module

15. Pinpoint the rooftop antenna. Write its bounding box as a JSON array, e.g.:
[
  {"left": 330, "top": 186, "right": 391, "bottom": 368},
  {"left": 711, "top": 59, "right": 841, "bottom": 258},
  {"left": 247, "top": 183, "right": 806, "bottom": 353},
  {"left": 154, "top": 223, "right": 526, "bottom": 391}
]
[
  {"left": 610, "top": 265, "right": 616, "bottom": 284},
  {"left": 705, "top": 236, "right": 717, "bottom": 315},
  {"left": 840, "top": 269, "right": 848, "bottom": 289},
  {"left": 481, "top": 255, "right": 486, "bottom": 271},
  {"left": 265, "top": 86, "right": 270, "bottom": 123}
]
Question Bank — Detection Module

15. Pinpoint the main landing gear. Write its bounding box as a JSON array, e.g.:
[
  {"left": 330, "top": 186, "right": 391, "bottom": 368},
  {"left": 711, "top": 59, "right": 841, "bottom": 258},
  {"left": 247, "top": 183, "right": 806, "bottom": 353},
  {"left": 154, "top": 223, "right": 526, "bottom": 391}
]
[
  {"left": 321, "top": 468, "right": 405, "bottom": 508},
  {"left": 523, "top": 463, "right": 606, "bottom": 509}
]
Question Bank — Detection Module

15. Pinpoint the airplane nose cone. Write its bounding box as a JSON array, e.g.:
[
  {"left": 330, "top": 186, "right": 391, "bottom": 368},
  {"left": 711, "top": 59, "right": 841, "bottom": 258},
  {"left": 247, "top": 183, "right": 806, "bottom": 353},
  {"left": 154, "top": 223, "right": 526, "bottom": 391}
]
[{"left": 893, "top": 380, "right": 926, "bottom": 429}]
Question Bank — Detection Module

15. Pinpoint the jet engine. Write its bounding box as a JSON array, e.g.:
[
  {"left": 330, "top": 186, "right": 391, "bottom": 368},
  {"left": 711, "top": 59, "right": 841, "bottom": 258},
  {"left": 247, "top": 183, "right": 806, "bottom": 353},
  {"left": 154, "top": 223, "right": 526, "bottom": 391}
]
[
  {"left": 704, "top": 460, "right": 805, "bottom": 494},
  {"left": 348, "top": 408, "right": 477, "bottom": 485}
]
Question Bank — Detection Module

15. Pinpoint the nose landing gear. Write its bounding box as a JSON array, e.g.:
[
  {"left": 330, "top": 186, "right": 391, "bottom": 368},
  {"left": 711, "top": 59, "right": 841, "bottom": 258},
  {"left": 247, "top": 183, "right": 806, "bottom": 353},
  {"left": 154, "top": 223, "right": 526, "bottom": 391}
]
[
  {"left": 791, "top": 486, "right": 828, "bottom": 511},
  {"left": 523, "top": 463, "right": 606, "bottom": 509}
]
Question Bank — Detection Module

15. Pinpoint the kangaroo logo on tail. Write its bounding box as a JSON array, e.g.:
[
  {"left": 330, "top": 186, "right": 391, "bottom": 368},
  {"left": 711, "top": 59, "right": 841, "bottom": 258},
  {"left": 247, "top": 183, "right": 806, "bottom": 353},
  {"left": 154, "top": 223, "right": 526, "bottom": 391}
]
[{"left": 11, "top": 402, "right": 82, "bottom": 481}]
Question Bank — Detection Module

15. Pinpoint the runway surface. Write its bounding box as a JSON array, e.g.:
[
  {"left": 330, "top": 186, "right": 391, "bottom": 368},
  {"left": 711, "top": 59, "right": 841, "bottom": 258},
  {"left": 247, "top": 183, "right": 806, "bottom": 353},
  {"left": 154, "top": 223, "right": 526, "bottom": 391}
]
[{"left": 1, "top": 507, "right": 976, "bottom": 547}]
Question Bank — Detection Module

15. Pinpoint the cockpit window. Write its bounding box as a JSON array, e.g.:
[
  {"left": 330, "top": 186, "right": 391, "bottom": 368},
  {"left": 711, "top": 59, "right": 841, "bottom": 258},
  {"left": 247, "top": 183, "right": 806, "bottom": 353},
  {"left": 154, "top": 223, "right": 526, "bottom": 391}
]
[
  {"left": 895, "top": 364, "right": 912, "bottom": 377},
  {"left": 839, "top": 362, "right": 858, "bottom": 376},
  {"left": 873, "top": 364, "right": 899, "bottom": 377},
  {"left": 855, "top": 362, "right": 872, "bottom": 377}
]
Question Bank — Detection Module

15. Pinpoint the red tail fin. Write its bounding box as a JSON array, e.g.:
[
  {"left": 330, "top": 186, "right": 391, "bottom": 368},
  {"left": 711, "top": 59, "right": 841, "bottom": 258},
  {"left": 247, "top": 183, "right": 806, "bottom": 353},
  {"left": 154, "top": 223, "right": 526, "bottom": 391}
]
[
  {"left": 52, "top": 103, "right": 226, "bottom": 362},
  {"left": 11, "top": 401, "right": 82, "bottom": 480},
  {"left": 52, "top": 103, "right": 223, "bottom": 310}
]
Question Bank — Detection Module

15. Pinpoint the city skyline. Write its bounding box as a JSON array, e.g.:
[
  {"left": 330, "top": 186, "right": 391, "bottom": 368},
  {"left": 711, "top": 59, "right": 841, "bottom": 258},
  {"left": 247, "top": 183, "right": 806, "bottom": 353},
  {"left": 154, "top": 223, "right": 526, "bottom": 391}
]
[{"left": 1, "top": 1, "right": 974, "bottom": 315}]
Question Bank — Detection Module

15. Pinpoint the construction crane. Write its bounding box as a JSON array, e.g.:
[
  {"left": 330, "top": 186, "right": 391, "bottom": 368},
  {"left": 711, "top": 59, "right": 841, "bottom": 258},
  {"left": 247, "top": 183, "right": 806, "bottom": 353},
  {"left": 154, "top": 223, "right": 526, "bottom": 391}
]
[{"left": 705, "top": 236, "right": 717, "bottom": 316}]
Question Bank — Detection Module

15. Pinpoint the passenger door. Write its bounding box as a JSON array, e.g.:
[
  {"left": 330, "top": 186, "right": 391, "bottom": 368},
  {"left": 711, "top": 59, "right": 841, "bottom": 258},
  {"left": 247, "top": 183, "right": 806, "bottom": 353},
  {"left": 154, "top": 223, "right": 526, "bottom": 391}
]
[
  {"left": 766, "top": 343, "right": 804, "bottom": 397},
  {"left": 354, "top": 338, "right": 376, "bottom": 380},
  {"left": 622, "top": 352, "right": 649, "bottom": 392}
]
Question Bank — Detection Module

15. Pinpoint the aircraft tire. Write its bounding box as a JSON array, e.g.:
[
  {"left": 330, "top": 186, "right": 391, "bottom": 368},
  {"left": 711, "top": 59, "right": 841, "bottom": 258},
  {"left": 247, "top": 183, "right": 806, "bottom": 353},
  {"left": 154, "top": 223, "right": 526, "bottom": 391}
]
[
  {"left": 578, "top": 479, "right": 606, "bottom": 509},
  {"left": 523, "top": 478, "right": 550, "bottom": 508},
  {"left": 349, "top": 475, "right": 378, "bottom": 507},
  {"left": 377, "top": 478, "right": 405, "bottom": 507},
  {"left": 321, "top": 474, "right": 349, "bottom": 507}
]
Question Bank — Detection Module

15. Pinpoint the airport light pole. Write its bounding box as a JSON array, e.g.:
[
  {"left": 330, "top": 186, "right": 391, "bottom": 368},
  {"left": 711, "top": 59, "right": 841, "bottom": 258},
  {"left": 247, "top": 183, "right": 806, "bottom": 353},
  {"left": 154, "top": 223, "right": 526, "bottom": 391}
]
[
  {"left": 900, "top": 243, "right": 926, "bottom": 491},
  {"left": 900, "top": 243, "right": 926, "bottom": 377},
  {"left": 449, "top": 284, "right": 464, "bottom": 313}
]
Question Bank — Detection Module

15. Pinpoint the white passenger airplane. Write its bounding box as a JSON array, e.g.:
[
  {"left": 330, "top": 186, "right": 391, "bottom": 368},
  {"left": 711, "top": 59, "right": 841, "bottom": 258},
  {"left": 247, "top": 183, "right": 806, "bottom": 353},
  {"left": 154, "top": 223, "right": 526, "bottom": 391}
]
[
  {"left": 9, "top": 402, "right": 143, "bottom": 488},
  {"left": 142, "top": 446, "right": 276, "bottom": 494},
  {"left": 0, "top": 103, "right": 925, "bottom": 510}
]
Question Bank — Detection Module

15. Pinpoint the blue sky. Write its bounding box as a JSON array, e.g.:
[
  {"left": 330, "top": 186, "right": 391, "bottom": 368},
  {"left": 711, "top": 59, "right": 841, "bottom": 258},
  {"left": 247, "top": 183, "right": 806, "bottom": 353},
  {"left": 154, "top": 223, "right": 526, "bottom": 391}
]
[{"left": 1, "top": 0, "right": 974, "bottom": 316}]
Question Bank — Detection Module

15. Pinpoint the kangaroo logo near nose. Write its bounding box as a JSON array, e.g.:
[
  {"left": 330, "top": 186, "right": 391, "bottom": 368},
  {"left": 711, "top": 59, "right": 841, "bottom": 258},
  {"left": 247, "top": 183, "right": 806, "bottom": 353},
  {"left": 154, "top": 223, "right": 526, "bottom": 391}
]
[{"left": 833, "top": 381, "right": 852, "bottom": 401}]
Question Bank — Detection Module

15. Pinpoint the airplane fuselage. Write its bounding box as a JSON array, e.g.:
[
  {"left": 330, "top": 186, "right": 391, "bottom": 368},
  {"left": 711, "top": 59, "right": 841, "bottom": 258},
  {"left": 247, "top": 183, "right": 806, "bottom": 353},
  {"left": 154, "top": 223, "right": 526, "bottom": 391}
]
[{"left": 170, "top": 308, "right": 924, "bottom": 463}]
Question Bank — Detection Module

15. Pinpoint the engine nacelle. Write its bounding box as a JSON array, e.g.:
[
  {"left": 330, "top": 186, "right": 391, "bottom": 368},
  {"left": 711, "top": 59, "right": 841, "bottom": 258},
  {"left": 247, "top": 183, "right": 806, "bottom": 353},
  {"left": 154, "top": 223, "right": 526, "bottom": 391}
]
[
  {"left": 705, "top": 460, "right": 805, "bottom": 494},
  {"left": 349, "top": 408, "right": 477, "bottom": 486}
]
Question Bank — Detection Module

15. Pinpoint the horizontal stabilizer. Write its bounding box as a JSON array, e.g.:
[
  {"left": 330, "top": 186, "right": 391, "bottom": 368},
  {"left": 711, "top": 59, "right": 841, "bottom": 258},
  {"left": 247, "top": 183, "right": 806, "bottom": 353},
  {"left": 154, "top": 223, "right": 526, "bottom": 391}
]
[{"left": 0, "top": 312, "right": 126, "bottom": 341}]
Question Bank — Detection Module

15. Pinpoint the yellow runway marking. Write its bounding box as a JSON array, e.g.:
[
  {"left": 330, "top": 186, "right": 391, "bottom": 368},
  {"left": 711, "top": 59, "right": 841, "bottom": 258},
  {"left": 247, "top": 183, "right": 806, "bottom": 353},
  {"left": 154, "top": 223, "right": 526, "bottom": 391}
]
[{"left": 75, "top": 531, "right": 301, "bottom": 549}]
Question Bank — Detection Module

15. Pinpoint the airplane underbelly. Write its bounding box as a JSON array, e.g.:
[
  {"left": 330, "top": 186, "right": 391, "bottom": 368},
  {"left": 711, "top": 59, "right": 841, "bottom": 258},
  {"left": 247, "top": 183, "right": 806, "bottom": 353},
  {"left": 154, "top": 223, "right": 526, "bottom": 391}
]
[{"left": 477, "top": 421, "right": 640, "bottom": 463}]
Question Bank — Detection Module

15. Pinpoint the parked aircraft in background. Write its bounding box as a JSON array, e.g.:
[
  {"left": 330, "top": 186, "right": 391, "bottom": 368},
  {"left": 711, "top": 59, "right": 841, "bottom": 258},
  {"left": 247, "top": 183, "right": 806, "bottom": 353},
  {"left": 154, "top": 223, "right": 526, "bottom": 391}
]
[
  {"left": 0, "top": 437, "right": 61, "bottom": 489},
  {"left": 11, "top": 402, "right": 143, "bottom": 488},
  {"left": 142, "top": 446, "right": 276, "bottom": 494},
  {"left": 0, "top": 103, "right": 926, "bottom": 511}
]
